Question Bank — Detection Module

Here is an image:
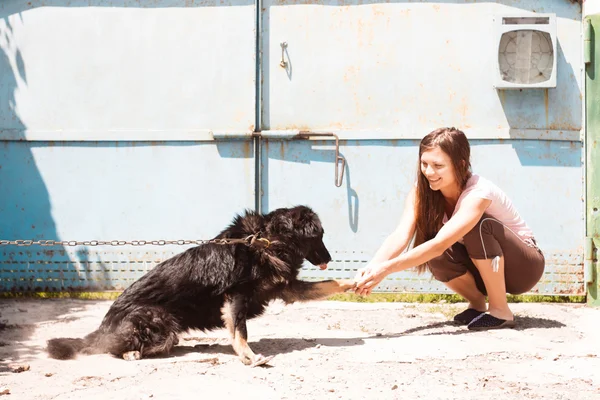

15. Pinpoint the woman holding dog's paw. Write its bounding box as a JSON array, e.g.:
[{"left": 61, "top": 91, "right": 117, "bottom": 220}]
[{"left": 354, "top": 127, "right": 545, "bottom": 331}]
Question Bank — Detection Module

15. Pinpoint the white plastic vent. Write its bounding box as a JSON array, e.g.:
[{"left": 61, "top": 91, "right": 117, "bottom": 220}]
[{"left": 493, "top": 14, "right": 557, "bottom": 89}]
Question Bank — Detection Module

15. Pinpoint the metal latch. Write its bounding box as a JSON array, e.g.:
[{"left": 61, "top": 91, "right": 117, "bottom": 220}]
[
  {"left": 297, "top": 132, "right": 346, "bottom": 187},
  {"left": 252, "top": 130, "right": 346, "bottom": 187}
]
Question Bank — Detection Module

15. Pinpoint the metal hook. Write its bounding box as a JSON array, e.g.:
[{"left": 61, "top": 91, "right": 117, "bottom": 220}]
[{"left": 280, "top": 42, "right": 288, "bottom": 68}]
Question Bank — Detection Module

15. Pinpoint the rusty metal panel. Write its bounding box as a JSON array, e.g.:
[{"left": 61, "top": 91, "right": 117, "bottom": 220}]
[
  {"left": 0, "top": 1, "right": 257, "bottom": 291},
  {"left": 0, "top": 0, "right": 256, "bottom": 140},
  {"left": 0, "top": 141, "right": 255, "bottom": 291},
  {"left": 258, "top": 0, "right": 584, "bottom": 295},
  {"left": 260, "top": 138, "right": 584, "bottom": 295},
  {"left": 0, "top": 0, "right": 586, "bottom": 298},
  {"left": 261, "top": 0, "right": 582, "bottom": 141}
]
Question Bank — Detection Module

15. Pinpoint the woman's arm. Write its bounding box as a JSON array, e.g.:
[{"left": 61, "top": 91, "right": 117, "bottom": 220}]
[
  {"left": 386, "top": 196, "right": 490, "bottom": 273},
  {"left": 355, "top": 195, "right": 491, "bottom": 295}
]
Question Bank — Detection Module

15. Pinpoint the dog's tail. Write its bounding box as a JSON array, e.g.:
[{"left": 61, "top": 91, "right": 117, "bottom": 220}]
[
  {"left": 46, "top": 337, "right": 87, "bottom": 360},
  {"left": 46, "top": 330, "right": 104, "bottom": 360}
]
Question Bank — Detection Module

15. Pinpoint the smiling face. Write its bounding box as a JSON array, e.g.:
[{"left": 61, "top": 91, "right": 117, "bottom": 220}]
[
  {"left": 420, "top": 146, "right": 459, "bottom": 193},
  {"left": 413, "top": 128, "right": 472, "bottom": 274}
]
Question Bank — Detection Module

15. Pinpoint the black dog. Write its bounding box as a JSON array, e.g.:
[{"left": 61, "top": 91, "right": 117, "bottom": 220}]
[{"left": 47, "top": 206, "right": 355, "bottom": 366}]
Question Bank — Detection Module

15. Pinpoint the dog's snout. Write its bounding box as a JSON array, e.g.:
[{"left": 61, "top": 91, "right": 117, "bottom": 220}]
[{"left": 306, "top": 240, "right": 332, "bottom": 266}]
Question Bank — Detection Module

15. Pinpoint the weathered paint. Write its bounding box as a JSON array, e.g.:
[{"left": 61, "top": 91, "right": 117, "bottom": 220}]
[
  {"left": 0, "top": 141, "right": 255, "bottom": 291},
  {"left": 0, "top": 1, "right": 257, "bottom": 291},
  {"left": 0, "top": 1, "right": 256, "bottom": 140},
  {"left": 258, "top": 0, "right": 584, "bottom": 294},
  {"left": 585, "top": 13, "right": 600, "bottom": 305},
  {"left": 261, "top": 138, "right": 584, "bottom": 294},
  {"left": 261, "top": 0, "right": 582, "bottom": 139},
  {"left": 0, "top": 0, "right": 587, "bottom": 295}
]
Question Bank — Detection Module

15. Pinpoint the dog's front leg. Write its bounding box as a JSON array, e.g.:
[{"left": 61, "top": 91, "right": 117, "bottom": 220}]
[
  {"left": 221, "top": 294, "right": 273, "bottom": 367},
  {"left": 280, "top": 279, "right": 356, "bottom": 303}
]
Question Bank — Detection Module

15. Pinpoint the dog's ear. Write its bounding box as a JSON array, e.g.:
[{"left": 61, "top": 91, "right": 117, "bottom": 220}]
[
  {"left": 289, "top": 206, "right": 322, "bottom": 236},
  {"left": 267, "top": 212, "right": 294, "bottom": 234},
  {"left": 266, "top": 206, "right": 322, "bottom": 236}
]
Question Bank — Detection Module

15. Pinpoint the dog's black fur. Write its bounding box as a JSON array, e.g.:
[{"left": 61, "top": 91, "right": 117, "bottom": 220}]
[{"left": 47, "top": 206, "right": 354, "bottom": 366}]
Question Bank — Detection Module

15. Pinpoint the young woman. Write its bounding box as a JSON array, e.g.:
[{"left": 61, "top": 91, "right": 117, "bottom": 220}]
[{"left": 354, "top": 127, "right": 545, "bottom": 330}]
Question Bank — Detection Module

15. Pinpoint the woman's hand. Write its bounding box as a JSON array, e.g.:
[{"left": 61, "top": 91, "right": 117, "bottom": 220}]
[{"left": 353, "top": 261, "right": 390, "bottom": 297}]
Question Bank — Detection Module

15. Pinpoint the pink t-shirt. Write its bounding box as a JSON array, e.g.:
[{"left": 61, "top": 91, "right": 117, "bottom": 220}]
[{"left": 443, "top": 174, "right": 534, "bottom": 240}]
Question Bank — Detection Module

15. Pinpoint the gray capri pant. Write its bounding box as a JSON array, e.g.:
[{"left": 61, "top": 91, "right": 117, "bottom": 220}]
[{"left": 427, "top": 214, "right": 545, "bottom": 295}]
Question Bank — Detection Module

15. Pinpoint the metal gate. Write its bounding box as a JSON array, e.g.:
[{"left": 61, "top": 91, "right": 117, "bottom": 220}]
[
  {"left": 0, "top": 1, "right": 257, "bottom": 291},
  {"left": 0, "top": 0, "right": 586, "bottom": 295},
  {"left": 259, "top": 0, "right": 584, "bottom": 295}
]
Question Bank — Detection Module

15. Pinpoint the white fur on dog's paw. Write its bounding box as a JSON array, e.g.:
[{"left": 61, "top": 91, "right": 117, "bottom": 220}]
[
  {"left": 122, "top": 351, "right": 141, "bottom": 361},
  {"left": 250, "top": 354, "right": 274, "bottom": 367}
]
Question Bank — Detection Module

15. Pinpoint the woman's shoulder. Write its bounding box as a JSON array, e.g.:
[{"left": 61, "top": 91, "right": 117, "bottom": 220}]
[
  {"left": 466, "top": 174, "right": 497, "bottom": 190},
  {"left": 461, "top": 174, "right": 501, "bottom": 200}
]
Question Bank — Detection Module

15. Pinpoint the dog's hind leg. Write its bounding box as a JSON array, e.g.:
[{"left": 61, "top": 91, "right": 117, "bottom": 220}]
[
  {"left": 280, "top": 280, "right": 356, "bottom": 303},
  {"left": 221, "top": 294, "right": 273, "bottom": 367},
  {"left": 105, "top": 309, "right": 180, "bottom": 361}
]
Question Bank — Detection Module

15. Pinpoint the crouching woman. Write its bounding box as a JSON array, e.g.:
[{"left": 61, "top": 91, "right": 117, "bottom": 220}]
[{"left": 354, "top": 127, "right": 545, "bottom": 330}]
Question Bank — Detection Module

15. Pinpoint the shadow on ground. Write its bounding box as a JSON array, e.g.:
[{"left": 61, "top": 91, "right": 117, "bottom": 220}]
[
  {"left": 373, "top": 315, "right": 566, "bottom": 338},
  {"left": 166, "top": 336, "right": 366, "bottom": 359}
]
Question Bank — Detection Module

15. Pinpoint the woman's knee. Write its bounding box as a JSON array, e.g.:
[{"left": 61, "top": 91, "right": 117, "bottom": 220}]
[
  {"left": 463, "top": 214, "right": 503, "bottom": 259},
  {"left": 428, "top": 251, "right": 469, "bottom": 283}
]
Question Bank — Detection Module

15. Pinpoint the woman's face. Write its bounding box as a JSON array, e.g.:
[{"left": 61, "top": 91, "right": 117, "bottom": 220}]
[{"left": 420, "top": 146, "right": 457, "bottom": 192}]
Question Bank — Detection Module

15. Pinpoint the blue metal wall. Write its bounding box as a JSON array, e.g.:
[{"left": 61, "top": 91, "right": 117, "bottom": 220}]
[
  {"left": 0, "top": 0, "right": 585, "bottom": 294},
  {"left": 0, "top": 141, "right": 256, "bottom": 290},
  {"left": 0, "top": 1, "right": 257, "bottom": 291},
  {"left": 259, "top": 0, "right": 584, "bottom": 295},
  {"left": 271, "top": 139, "right": 583, "bottom": 295}
]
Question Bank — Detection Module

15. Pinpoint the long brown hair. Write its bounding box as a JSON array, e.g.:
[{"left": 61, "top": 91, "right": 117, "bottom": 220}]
[{"left": 413, "top": 127, "right": 472, "bottom": 273}]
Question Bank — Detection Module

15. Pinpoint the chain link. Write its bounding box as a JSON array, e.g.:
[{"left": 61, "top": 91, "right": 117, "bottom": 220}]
[{"left": 0, "top": 237, "right": 259, "bottom": 247}]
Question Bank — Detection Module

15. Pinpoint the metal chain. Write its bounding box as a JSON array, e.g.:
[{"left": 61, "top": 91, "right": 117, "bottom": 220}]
[{"left": 0, "top": 235, "right": 270, "bottom": 248}]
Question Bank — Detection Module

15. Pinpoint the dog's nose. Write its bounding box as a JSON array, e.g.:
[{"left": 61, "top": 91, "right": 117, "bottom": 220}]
[{"left": 319, "top": 263, "right": 328, "bottom": 270}]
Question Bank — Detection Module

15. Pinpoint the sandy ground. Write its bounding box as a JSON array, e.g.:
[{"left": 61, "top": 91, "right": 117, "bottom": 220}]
[{"left": 0, "top": 298, "right": 599, "bottom": 400}]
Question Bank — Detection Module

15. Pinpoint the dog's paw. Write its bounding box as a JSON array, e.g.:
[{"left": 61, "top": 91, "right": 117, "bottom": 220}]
[
  {"left": 338, "top": 279, "right": 357, "bottom": 292},
  {"left": 122, "top": 351, "right": 141, "bottom": 361},
  {"left": 239, "top": 354, "right": 253, "bottom": 365},
  {"left": 250, "top": 354, "right": 274, "bottom": 368}
]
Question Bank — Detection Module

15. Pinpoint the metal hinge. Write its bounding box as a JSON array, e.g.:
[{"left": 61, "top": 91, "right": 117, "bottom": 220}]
[
  {"left": 584, "top": 236, "right": 596, "bottom": 284},
  {"left": 584, "top": 18, "right": 592, "bottom": 65}
]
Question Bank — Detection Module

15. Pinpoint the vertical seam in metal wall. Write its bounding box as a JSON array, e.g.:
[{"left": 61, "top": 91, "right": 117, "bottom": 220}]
[
  {"left": 585, "top": 14, "right": 600, "bottom": 305},
  {"left": 583, "top": 17, "right": 588, "bottom": 297},
  {"left": 585, "top": 15, "right": 592, "bottom": 301},
  {"left": 254, "top": 0, "right": 262, "bottom": 213}
]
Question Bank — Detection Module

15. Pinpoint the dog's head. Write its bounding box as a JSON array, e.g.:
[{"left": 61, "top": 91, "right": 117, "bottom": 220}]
[{"left": 265, "top": 206, "right": 332, "bottom": 269}]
